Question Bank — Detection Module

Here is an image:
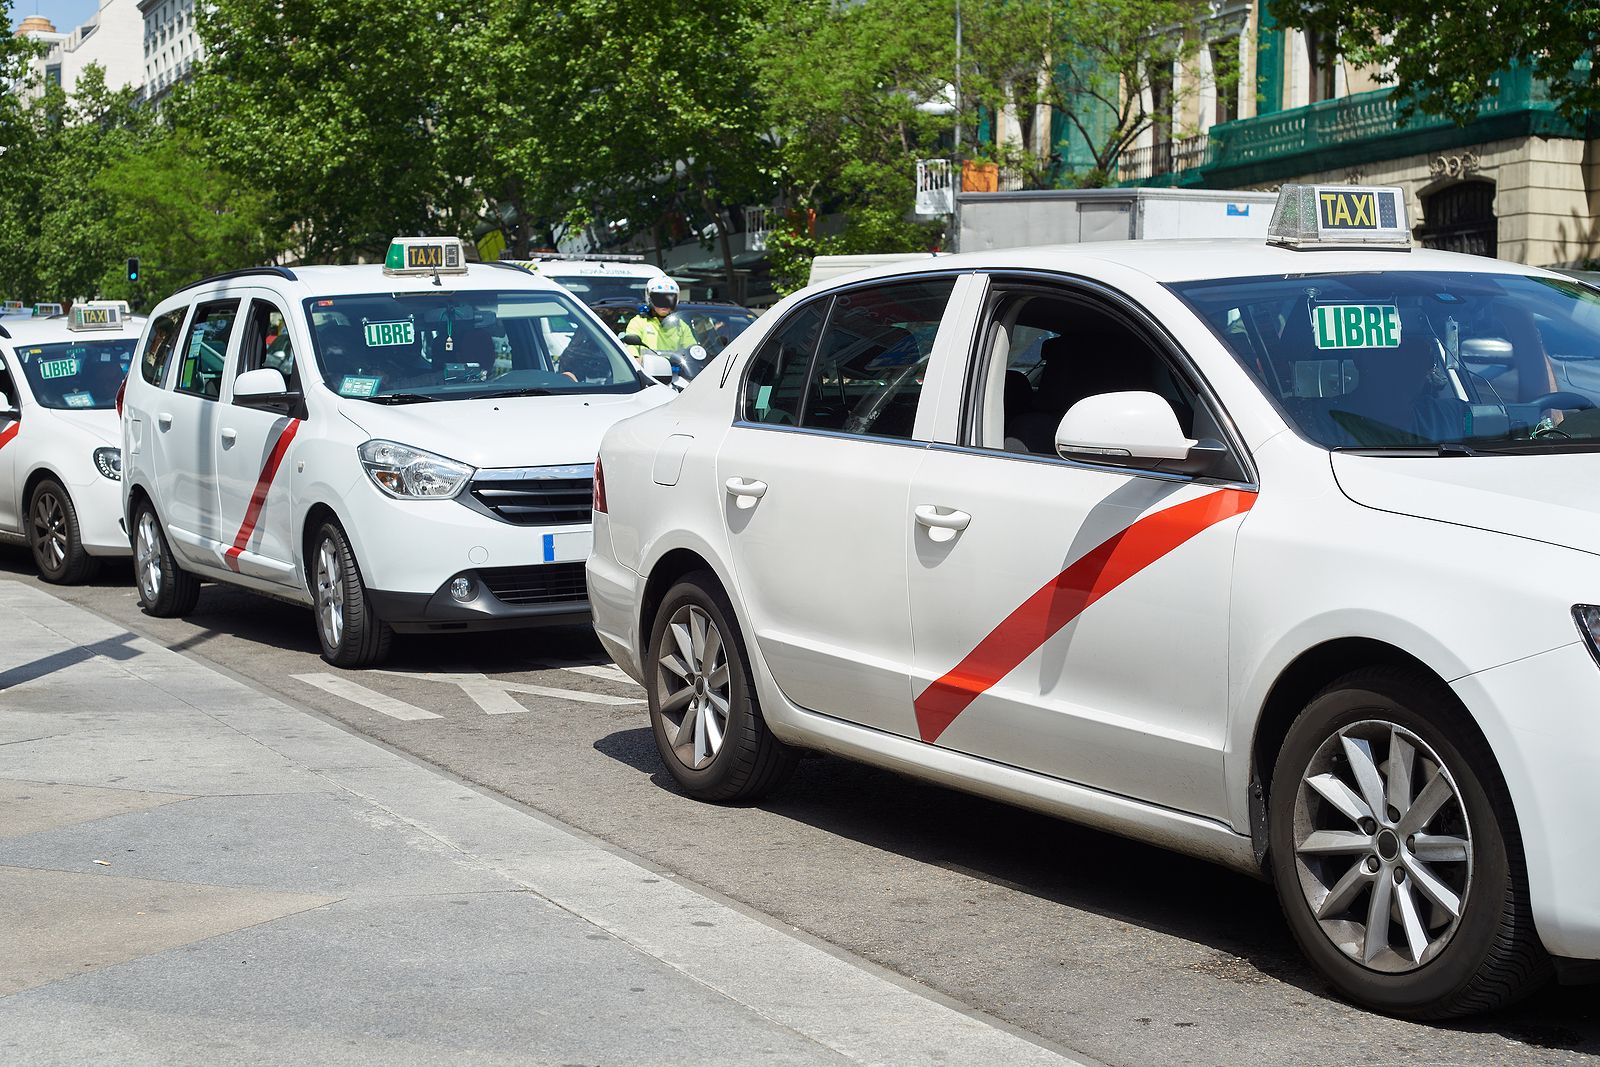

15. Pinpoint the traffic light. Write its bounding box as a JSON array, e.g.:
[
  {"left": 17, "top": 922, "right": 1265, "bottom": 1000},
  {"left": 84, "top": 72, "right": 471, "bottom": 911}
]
[{"left": 127, "top": 257, "right": 140, "bottom": 283}]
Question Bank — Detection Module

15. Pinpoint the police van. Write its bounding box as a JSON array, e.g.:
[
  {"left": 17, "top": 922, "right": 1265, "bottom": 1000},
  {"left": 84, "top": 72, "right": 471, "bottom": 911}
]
[
  {"left": 122, "top": 237, "right": 673, "bottom": 667},
  {"left": 590, "top": 186, "right": 1600, "bottom": 1017},
  {"left": 507, "top": 254, "right": 671, "bottom": 308},
  {"left": 0, "top": 303, "right": 140, "bottom": 582}
]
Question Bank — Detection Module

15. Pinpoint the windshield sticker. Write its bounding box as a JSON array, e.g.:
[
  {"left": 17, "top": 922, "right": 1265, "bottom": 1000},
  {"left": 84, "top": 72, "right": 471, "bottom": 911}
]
[
  {"left": 62, "top": 391, "right": 94, "bottom": 408},
  {"left": 38, "top": 357, "right": 78, "bottom": 380},
  {"left": 363, "top": 320, "right": 415, "bottom": 347},
  {"left": 337, "top": 375, "right": 382, "bottom": 398},
  {"left": 1313, "top": 304, "right": 1401, "bottom": 350}
]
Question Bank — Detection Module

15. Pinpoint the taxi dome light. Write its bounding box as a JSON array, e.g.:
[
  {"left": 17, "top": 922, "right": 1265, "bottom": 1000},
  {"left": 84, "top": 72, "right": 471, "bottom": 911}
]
[
  {"left": 383, "top": 236, "right": 468, "bottom": 277},
  {"left": 32, "top": 302, "right": 63, "bottom": 317},
  {"left": 2, "top": 300, "right": 24, "bottom": 312},
  {"left": 1268, "top": 184, "right": 1412, "bottom": 251},
  {"left": 68, "top": 302, "right": 123, "bottom": 332}
]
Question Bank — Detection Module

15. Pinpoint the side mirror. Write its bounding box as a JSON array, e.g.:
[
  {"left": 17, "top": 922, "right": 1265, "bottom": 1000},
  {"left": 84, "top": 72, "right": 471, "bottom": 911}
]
[
  {"left": 688, "top": 344, "right": 708, "bottom": 362},
  {"left": 640, "top": 352, "right": 674, "bottom": 383},
  {"left": 1055, "top": 391, "right": 1228, "bottom": 476},
  {"left": 620, "top": 333, "right": 644, "bottom": 347},
  {"left": 234, "top": 367, "right": 290, "bottom": 400}
]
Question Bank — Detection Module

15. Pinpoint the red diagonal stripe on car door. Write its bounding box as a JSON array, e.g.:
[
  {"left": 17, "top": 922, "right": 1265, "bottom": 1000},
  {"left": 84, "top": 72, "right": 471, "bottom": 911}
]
[
  {"left": 0, "top": 421, "right": 18, "bottom": 450},
  {"left": 913, "top": 488, "right": 1256, "bottom": 744},
  {"left": 224, "top": 418, "right": 301, "bottom": 572}
]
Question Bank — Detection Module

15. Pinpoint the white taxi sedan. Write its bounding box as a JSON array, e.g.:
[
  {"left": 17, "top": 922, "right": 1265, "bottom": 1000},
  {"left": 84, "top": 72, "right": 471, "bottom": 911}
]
[
  {"left": 123, "top": 238, "right": 673, "bottom": 667},
  {"left": 0, "top": 304, "right": 140, "bottom": 582},
  {"left": 589, "top": 186, "right": 1600, "bottom": 1017}
]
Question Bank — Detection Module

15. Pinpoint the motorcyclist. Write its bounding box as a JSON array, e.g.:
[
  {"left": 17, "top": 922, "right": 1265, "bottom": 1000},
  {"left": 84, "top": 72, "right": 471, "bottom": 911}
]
[{"left": 624, "top": 278, "right": 697, "bottom": 363}]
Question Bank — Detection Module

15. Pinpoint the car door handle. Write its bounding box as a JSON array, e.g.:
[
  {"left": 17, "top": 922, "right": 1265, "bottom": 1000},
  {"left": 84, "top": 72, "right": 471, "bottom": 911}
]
[
  {"left": 725, "top": 477, "right": 768, "bottom": 500},
  {"left": 914, "top": 504, "right": 971, "bottom": 532},
  {"left": 220, "top": 428, "right": 237, "bottom": 444},
  {"left": 157, "top": 412, "right": 173, "bottom": 430}
]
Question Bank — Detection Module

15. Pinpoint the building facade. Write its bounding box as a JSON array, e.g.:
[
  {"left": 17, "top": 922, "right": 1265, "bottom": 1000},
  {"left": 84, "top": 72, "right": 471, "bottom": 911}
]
[
  {"left": 138, "top": 0, "right": 203, "bottom": 101},
  {"left": 14, "top": 1, "right": 144, "bottom": 101}
]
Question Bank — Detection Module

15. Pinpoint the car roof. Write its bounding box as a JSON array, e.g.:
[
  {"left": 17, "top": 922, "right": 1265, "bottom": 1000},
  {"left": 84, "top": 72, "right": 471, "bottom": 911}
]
[
  {"left": 819, "top": 240, "right": 1559, "bottom": 288},
  {"left": 172, "top": 262, "right": 573, "bottom": 301},
  {"left": 1, "top": 316, "right": 146, "bottom": 345}
]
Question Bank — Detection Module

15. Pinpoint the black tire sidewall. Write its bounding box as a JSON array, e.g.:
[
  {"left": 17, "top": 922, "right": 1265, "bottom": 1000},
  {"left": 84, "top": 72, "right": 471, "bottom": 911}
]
[
  {"left": 314, "top": 521, "right": 389, "bottom": 668},
  {"left": 645, "top": 575, "right": 759, "bottom": 797},
  {"left": 134, "top": 501, "right": 197, "bottom": 616},
  {"left": 1268, "top": 675, "right": 1514, "bottom": 1015}
]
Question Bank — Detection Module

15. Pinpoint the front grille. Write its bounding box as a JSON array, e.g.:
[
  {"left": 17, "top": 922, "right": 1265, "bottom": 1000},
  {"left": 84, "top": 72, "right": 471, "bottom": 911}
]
[
  {"left": 478, "top": 562, "right": 589, "bottom": 605},
  {"left": 469, "top": 467, "right": 594, "bottom": 526}
]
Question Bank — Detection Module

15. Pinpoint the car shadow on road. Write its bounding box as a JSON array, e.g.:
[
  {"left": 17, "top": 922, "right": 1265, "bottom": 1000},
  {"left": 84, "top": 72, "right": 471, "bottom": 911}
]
[{"left": 593, "top": 724, "right": 1600, "bottom": 1047}]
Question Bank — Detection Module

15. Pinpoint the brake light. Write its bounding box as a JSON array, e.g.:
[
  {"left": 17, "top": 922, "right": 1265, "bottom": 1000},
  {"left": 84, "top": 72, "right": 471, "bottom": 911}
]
[
  {"left": 593, "top": 457, "right": 607, "bottom": 513},
  {"left": 114, "top": 374, "right": 127, "bottom": 417}
]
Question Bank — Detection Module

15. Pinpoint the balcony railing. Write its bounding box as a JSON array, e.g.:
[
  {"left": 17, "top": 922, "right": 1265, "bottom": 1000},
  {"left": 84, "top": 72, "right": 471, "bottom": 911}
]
[{"left": 1117, "top": 133, "right": 1210, "bottom": 182}]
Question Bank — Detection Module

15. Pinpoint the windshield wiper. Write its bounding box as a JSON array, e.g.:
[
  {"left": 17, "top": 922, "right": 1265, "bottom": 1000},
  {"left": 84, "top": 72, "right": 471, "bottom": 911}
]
[
  {"left": 474, "top": 387, "right": 556, "bottom": 399},
  {"left": 363, "top": 392, "right": 437, "bottom": 405}
]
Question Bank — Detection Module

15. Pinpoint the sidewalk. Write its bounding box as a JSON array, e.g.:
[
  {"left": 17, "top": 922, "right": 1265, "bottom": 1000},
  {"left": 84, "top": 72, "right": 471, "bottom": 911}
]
[{"left": 0, "top": 579, "right": 1082, "bottom": 1067}]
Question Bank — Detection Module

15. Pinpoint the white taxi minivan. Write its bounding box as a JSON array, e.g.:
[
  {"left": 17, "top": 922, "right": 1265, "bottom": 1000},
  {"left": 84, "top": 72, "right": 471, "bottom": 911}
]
[
  {"left": 590, "top": 187, "right": 1600, "bottom": 1017},
  {"left": 123, "top": 238, "right": 672, "bottom": 667},
  {"left": 0, "top": 303, "right": 140, "bottom": 582}
]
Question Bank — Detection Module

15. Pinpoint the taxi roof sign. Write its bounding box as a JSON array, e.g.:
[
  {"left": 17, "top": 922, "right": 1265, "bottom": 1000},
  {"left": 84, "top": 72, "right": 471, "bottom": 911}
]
[
  {"left": 383, "top": 236, "right": 467, "bottom": 277},
  {"left": 68, "top": 302, "right": 123, "bottom": 332},
  {"left": 32, "top": 302, "right": 64, "bottom": 317},
  {"left": 2, "top": 300, "right": 24, "bottom": 311},
  {"left": 1268, "top": 184, "right": 1411, "bottom": 251}
]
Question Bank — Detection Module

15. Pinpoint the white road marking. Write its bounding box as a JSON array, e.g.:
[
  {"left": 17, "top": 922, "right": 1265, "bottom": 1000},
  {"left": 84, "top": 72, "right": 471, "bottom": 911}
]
[
  {"left": 561, "top": 664, "right": 640, "bottom": 687},
  {"left": 291, "top": 673, "right": 441, "bottom": 721},
  {"left": 374, "top": 671, "right": 644, "bottom": 715}
]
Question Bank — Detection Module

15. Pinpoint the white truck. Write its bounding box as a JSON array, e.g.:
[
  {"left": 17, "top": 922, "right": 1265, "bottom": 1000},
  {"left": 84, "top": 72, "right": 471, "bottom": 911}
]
[{"left": 955, "top": 186, "right": 1276, "bottom": 254}]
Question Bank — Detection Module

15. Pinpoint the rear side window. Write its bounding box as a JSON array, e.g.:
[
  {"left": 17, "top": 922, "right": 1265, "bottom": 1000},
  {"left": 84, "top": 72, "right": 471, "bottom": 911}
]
[
  {"left": 742, "top": 300, "right": 825, "bottom": 425},
  {"left": 139, "top": 307, "right": 187, "bottom": 386},
  {"left": 802, "top": 278, "right": 954, "bottom": 439},
  {"left": 175, "top": 300, "right": 239, "bottom": 400}
]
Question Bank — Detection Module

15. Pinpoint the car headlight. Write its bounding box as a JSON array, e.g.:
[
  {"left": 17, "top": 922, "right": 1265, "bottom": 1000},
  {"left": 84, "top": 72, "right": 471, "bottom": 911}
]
[
  {"left": 358, "top": 439, "right": 474, "bottom": 499},
  {"left": 93, "top": 447, "right": 122, "bottom": 481},
  {"left": 1575, "top": 605, "right": 1600, "bottom": 667}
]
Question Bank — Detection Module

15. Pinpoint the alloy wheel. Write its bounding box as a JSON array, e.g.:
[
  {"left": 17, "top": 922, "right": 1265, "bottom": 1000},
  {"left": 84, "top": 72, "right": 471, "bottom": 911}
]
[
  {"left": 30, "top": 489, "right": 67, "bottom": 572},
  {"left": 1292, "top": 719, "right": 1473, "bottom": 973},
  {"left": 135, "top": 510, "right": 162, "bottom": 601},
  {"left": 654, "top": 604, "right": 731, "bottom": 770},
  {"left": 315, "top": 537, "right": 345, "bottom": 650}
]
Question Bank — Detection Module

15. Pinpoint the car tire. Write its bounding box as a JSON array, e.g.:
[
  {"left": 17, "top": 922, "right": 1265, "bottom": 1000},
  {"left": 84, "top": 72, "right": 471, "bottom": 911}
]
[
  {"left": 132, "top": 500, "right": 200, "bottom": 617},
  {"left": 1268, "top": 665, "right": 1550, "bottom": 1018},
  {"left": 311, "top": 520, "right": 392, "bottom": 669},
  {"left": 29, "top": 479, "right": 98, "bottom": 584},
  {"left": 646, "top": 571, "right": 798, "bottom": 801}
]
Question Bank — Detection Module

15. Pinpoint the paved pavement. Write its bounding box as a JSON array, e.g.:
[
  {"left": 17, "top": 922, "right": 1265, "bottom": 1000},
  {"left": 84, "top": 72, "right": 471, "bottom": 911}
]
[{"left": 0, "top": 579, "right": 1084, "bottom": 1066}]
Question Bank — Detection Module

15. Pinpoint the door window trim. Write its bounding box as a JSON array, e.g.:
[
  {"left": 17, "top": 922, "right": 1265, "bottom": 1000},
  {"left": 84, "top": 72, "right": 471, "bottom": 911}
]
[
  {"left": 230, "top": 295, "right": 308, "bottom": 420},
  {"left": 957, "top": 270, "right": 1258, "bottom": 487},
  {"left": 174, "top": 298, "right": 241, "bottom": 402}
]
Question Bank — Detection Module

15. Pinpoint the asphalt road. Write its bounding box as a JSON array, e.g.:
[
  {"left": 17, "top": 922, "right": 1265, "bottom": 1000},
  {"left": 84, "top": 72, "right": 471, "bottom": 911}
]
[{"left": 6, "top": 548, "right": 1598, "bottom": 1066}]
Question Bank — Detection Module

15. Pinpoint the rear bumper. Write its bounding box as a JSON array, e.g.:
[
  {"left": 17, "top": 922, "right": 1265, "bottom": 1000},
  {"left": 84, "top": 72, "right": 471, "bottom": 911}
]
[{"left": 367, "top": 561, "right": 590, "bottom": 633}]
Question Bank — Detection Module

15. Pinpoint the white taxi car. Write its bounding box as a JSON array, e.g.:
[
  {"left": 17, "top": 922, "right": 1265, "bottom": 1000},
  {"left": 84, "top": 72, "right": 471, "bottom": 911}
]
[
  {"left": 123, "top": 238, "right": 672, "bottom": 667},
  {"left": 589, "top": 186, "right": 1600, "bottom": 1017},
  {"left": 0, "top": 303, "right": 140, "bottom": 582},
  {"left": 506, "top": 254, "right": 671, "bottom": 308}
]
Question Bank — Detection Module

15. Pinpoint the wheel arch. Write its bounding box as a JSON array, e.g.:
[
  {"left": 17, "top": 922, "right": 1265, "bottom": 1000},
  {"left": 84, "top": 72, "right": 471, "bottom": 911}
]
[
  {"left": 21, "top": 466, "right": 66, "bottom": 517},
  {"left": 301, "top": 501, "right": 344, "bottom": 593},
  {"left": 1247, "top": 637, "right": 1493, "bottom": 865},
  {"left": 639, "top": 546, "right": 723, "bottom": 663}
]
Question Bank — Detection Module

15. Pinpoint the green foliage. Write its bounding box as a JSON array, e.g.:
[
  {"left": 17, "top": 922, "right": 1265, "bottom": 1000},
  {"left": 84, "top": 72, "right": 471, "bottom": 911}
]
[{"left": 1268, "top": 0, "right": 1600, "bottom": 125}]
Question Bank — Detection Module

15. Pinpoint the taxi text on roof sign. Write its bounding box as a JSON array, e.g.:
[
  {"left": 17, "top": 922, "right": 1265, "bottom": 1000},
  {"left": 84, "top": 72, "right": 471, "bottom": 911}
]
[
  {"left": 68, "top": 303, "right": 123, "bottom": 332},
  {"left": 383, "top": 236, "right": 468, "bottom": 277},
  {"left": 1267, "top": 184, "right": 1412, "bottom": 251}
]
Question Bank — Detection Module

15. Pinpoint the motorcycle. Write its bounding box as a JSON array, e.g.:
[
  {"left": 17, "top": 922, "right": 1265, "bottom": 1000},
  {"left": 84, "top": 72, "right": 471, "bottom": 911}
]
[{"left": 621, "top": 314, "right": 710, "bottom": 393}]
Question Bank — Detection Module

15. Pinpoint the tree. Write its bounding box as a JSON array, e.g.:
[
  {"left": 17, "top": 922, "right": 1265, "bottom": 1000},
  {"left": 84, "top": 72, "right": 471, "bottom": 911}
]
[{"left": 1268, "top": 0, "right": 1599, "bottom": 125}]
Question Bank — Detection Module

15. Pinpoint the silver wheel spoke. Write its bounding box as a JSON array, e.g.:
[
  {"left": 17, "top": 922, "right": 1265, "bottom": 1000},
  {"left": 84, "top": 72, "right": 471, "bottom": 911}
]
[
  {"left": 1411, "top": 833, "right": 1469, "bottom": 863},
  {"left": 699, "top": 623, "right": 722, "bottom": 678},
  {"left": 671, "top": 620, "right": 694, "bottom": 669},
  {"left": 1402, "top": 853, "right": 1462, "bottom": 918},
  {"left": 676, "top": 701, "right": 700, "bottom": 750},
  {"left": 1316, "top": 862, "right": 1372, "bottom": 919},
  {"left": 692, "top": 694, "right": 709, "bottom": 761},
  {"left": 659, "top": 685, "right": 695, "bottom": 714},
  {"left": 1307, "top": 772, "right": 1372, "bottom": 825},
  {"left": 1341, "top": 735, "right": 1388, "bottom": 821},
  {"left": 1397, "top": 771, "right": 1452, "bottom": 836},
  {"left": 1363, "top": 869, "right": 1394, "bottom": 963},
  {"left": 1387, "top": 730, "right": 1415, "bottom": 815},
  {"left": 1394, "top": 880, "right": 1431, "bottom": 963},
  {"left": 707, "top": 663, "right": 729, "bottom": 689},
  {"left": 1298, "top": 830, "right": 1372, "bottom": 855},
  {"left": 659, "top": 652, "right": 692, "bottom": 682},
  {"left": 703, "top": 703, "right": 724, "bottom": 751}
]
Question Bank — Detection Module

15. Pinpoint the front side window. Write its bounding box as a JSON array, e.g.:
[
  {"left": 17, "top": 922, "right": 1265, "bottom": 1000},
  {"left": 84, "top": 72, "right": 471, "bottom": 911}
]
[
  {"left": 303, "top": 289, "right": 642, "bottom": 403},
  {"left": 12, "top": 339, "right": 137, "bottom": 410},
  {"left": 140, "top": 307, "right": 186, "bottom": 386},
  {"left": 1171, "top": 271, "right": 1600, "bottom": 452},
  {"left": 801, "top": 277, "right": 954, "bottom": 439},
  {"left": 176, "top": 300, "right": 239, "bottom": 400},
  {"left": 239, "top": 299, "right": 298, "bottom": 383}
]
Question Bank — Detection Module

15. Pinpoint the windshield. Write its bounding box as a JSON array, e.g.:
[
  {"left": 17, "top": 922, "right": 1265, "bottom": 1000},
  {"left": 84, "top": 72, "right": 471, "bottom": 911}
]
[
  {"left": 11, "top": 338, "right": 135, "bottom": 410},
  {"left": 303, "top": 289, "right": 644, "bottom": 402},
  {"left": 1170, "top": 271, "right": 1600, "bottom": 452},
  {"left": 682, "top": 307, "right": 756, "bottom": 356},
  {"left": 541, "top": 274, "right": 651, "bottom": 305}
]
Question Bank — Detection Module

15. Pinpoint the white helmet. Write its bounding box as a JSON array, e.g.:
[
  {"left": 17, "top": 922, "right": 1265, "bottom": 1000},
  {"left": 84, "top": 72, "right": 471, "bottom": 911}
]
[{"left": 646, "top": 276, "right": 680, "bottom": 313}]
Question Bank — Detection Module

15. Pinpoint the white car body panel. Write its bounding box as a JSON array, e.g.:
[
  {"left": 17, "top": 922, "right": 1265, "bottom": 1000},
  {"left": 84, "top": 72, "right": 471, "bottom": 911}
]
[{"left": 592, "top": 239, "right": 1600, "bottom": 961}]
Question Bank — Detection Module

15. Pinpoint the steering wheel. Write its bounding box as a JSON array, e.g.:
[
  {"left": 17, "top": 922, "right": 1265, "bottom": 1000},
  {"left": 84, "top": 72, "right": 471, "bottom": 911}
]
[{"left": 1525, "top": 391, "right": 1595, "bottom": 411}]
